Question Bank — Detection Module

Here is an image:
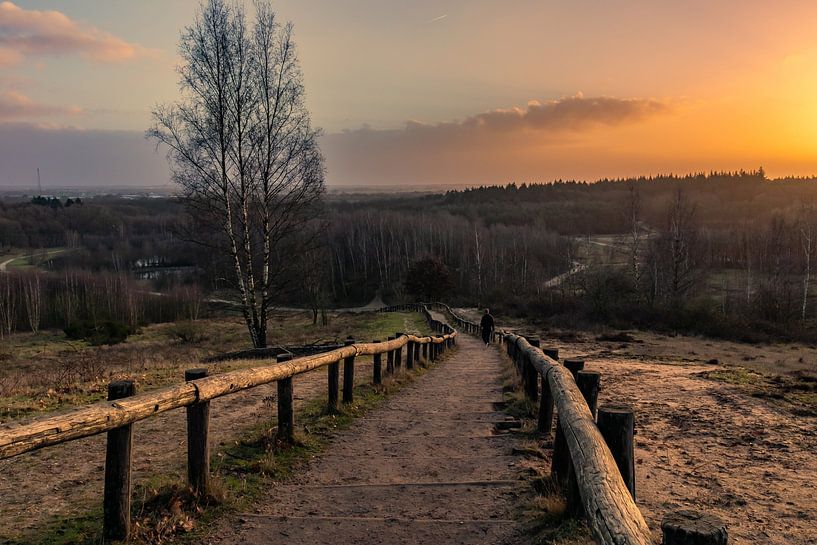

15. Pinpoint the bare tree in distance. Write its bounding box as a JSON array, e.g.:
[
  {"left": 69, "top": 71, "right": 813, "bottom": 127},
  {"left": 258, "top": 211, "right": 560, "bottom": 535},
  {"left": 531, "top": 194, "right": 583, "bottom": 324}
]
[
  {"left": 148, "top": 0, "right": 325, "bottom": 347},
  {"left": 798, "top": 204, "right": 816, "bottom": 320},
  {"left": 645, "top": 188, "right": 700, "bottom": 303},
  {"left": 665, "top": 188, "right": 700, "bottom": 300},
  {"left": 23, "top": 275, "right": 41, "bottom": 334},
  {"left": 624, "top": 182, "right": 644, "bottom": 290},
  {"left": 0, "top": 275, "right": 16, "bottom": 337}
]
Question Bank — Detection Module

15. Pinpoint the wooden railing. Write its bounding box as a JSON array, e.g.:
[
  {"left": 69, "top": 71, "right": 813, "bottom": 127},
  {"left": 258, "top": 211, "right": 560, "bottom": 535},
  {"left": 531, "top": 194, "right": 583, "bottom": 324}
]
[
  {"left": 438, "top": 304, "right": 655, "bottom": 545},
  {"left": 0, "top": 303, "right": 456, "bottom": 541}
]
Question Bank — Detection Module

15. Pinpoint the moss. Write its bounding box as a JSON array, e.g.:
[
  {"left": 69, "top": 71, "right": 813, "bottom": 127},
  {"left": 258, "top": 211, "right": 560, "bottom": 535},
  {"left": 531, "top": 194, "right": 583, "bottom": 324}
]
[{"left": 703, "top": 366, "right": 817, "bottom": 416}]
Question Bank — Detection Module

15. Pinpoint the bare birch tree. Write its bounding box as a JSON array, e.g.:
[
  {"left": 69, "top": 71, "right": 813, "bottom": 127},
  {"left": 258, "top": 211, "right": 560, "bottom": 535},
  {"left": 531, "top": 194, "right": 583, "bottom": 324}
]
[
  {"left": 798, "top": 204, "right": 816, "bottom": 320},
  {"left": 23, "top": 275, "right": 41, "bottom": 333},
  {"left": 0, "top": 275, "right": 16, "bottom": 337},
  {"left": 625, "top": 182, "right": 643, "bottom": 289},
  {"left": 149, "top": 0, "right": 324, "bottom": 347}
]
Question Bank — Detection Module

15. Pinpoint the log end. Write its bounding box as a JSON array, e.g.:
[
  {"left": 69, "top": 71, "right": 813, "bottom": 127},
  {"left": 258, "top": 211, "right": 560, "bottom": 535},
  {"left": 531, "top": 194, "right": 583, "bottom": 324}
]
[{"left": 662, "top": 510, "right": 728, "bottom": 545}]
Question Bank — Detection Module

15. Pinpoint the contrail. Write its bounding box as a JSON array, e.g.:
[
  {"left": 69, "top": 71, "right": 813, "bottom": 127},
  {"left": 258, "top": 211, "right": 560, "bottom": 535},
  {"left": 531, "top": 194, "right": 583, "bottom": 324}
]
[{"left": 427, "top": 14, "right": 447, "bottom": 24}]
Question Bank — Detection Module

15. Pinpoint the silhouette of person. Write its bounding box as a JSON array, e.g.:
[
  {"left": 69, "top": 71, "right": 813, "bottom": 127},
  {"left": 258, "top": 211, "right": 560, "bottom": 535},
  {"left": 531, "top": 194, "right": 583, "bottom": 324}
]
[{"left": 480, "top": 308, "right": 494, "bottom": 346}]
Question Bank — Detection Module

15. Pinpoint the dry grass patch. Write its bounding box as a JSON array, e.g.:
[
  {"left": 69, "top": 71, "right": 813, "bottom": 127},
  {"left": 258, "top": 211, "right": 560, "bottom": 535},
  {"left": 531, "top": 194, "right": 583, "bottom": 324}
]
[{"left": 0, "top": 310, "right": 430, "bottom": 423}]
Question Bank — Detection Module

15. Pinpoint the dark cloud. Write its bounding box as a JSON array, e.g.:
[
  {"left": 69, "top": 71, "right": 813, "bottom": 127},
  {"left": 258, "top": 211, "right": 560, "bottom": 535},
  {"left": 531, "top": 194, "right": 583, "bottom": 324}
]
[
  {"left": 0, "top": 123, "right": 169, "bottom": 187},
  {"left": 0, "top": 95, "right": 672, "bottom": 188},
  {"left": 321, "top": 95, "right": 671, "bottom": 185},
  {"left": 394, "top": 94, "right": 668, "bottom": 137}
]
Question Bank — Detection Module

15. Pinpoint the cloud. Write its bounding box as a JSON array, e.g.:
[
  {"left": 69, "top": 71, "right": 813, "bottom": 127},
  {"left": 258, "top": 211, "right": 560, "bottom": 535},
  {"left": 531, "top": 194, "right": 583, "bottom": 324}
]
[
  {"left": 0, "top": 122, "right": 169, "bottom": 187},
  {"left": 404, "top": 94, "right": 670, "bottom": 136},
  {"left": 0, "top": 90, "right": 82, "bottom": 120},
  {"left": 321, "top": 95, "right": 673, "bottom": 185},
  {"left": 0, "top": 1, "right": 151, "bottom": 66}
]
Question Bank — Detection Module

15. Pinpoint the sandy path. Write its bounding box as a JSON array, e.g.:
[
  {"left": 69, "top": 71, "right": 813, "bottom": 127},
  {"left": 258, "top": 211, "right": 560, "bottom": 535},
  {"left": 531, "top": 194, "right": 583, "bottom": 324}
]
[
  {"left": 583, "top": 357, "right": 817, "bottom": 545},
  {"left": 208, "top": 334, "right": 527, "bottom": 545},
  {"left": 0, "top": 358, "right": 381, "bottom": 537}
]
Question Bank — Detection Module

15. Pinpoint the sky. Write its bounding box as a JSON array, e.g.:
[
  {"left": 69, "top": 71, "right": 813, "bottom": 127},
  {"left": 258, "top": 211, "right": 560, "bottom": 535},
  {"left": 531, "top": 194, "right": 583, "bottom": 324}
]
[{"left": 3, "top": 0, "right": 817, "bottom": 188}]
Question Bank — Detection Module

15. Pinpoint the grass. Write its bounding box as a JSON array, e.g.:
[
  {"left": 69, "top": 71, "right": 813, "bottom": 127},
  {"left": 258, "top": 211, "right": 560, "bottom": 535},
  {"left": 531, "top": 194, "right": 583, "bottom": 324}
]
[
  {"left": 702, "top": 365, "right": 817, "bottom": 416},
  {"left": 0, "top": 311, "right": 430, "bottom": 423},
  {"left": 495, "top": 343, "right": 593, "bottom": 545},
  {"left": 4, "top": 350, "right": 441, "bottom": 545}
]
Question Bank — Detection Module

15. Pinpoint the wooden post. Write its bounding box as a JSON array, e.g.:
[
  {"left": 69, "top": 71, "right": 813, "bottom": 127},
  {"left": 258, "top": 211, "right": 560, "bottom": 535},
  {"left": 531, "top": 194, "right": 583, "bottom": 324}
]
[
  {"left": 373, "top": 341, "right": 382, "bottom": 385},
  {"left": 576, "top": 370, "right": 601, "bottom": 418},
  {"left": 662, "top": 511, "right": 728, "bottom": 545},
  {"left": 276, "top": 355, "right": 295, "bottom": 443},
  {"left": 552, "top": 362, "right": 580, "bottom": 488},
  {"left": 566, "top": 370, "right": 602, "bottom": 517},
  {"left": 543, "top": 347, "right": 559, "bottom": 360},
  {"left": 342, "top": 339, "right": 355, "bottom": 404},
  {"left": 537, "top": 371, "right": 554, "bottom": 437},
  {"left": 104, "top": 380, "right": 135, "bottom": 542},
  {"left": 185, "top": 368, "right": 209, "bottom": 496},
  {"left": 328, "top": 357, "right": 339, "bottom": 412},
  {"left": 394, "top": 333, "right": 403, "bottom": 370},
  {"left": 406, "top": 340, "right": 415, "bottom": 369},
  {"left": 414, "top": 342, "right": 421, "bottom": 365},
  {"left": 551, "top": 420, "right": 570, "bottom": 487},
  {"left": 564, "top": 358, "right": 584, "bottom": 380},
  {"left": 386, "top": 337, "right": 395, "bottom": 375},
  {"left": 422, "top": 341, "right": 428, "bottom": 362},
  {"left": 524, "top": 338, "right": 539, "bottom": 401},
  {"left": 524, "top": 355, "right": 538, "bottom": 401},
  {"left": 597, "top": 404, "right": 636, "bottom": 499}
]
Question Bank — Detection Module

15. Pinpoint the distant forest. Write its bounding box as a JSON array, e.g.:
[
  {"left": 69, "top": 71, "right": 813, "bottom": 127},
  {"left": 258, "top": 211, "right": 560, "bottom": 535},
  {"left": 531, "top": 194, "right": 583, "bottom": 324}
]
[{"left": 3, "top": 169, "right": 817, "bottom": 341}]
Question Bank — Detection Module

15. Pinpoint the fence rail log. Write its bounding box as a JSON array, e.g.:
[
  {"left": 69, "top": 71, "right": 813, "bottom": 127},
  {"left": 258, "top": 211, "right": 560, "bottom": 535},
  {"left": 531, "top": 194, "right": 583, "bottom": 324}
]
[
  {"left": 411, "top": 304, "right": 653, "bottom": 545},
  {"left": 0, "top": 381, "right": 198, "bottom": 459},
  {"left": 0, "top": 331, "right": 455, "bottom": 460},
  {"left": 497, "top": 332, "right": 652, "bottom": 545},
  {"left": 0, "top": 300, "right": 654, "bottom": 545}
]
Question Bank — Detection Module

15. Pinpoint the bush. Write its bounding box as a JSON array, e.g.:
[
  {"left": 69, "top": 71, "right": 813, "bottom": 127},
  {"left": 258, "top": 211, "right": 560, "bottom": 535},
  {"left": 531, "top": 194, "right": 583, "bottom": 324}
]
[
  {"left": 167, "top": 321, "right": 207, "bottom": 344},
  {"left": 64, "top": 319, "right": 132, "bottom": 345}
]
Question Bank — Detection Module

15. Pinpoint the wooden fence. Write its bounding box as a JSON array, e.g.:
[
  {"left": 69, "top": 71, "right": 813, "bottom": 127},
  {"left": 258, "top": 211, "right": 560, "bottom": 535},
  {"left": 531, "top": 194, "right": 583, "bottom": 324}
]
[
  {"left": 0, "top": 302, "right": 726, "bottom": 545},
  {"left": 442, "top": 303, "right": 728, "bottom": 545},
  {"left": 0, "top": 303, "right": 456, "bottom": 541}
]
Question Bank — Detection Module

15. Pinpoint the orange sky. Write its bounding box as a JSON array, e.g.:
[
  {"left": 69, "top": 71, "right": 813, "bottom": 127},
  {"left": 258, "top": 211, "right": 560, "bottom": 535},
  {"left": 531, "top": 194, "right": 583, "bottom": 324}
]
[{"left": 3, "top": 1, "right": 817, "bottom": 186}]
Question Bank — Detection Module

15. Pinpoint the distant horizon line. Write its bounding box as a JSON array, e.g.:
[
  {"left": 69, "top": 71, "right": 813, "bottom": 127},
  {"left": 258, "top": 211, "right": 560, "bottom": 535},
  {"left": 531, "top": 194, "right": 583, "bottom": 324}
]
[{"left": 2, "top": 169, "right": 817, "bottom": 195}]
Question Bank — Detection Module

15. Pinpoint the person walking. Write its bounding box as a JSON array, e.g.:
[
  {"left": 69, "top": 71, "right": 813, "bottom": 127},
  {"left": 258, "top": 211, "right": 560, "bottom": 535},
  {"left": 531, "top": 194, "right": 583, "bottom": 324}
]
[{"left": 480, "top": 308, "right": 494, "bottom": 346}]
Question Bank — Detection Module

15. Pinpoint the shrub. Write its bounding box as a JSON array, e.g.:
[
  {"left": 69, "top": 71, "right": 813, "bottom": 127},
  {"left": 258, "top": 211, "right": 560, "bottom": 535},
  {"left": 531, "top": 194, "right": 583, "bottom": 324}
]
[
  {"left": 167, "top": 321, "right": 207, "bottom": 344},
  {"left": 64, "top": 319, "right": 132, "bottom": 345}
]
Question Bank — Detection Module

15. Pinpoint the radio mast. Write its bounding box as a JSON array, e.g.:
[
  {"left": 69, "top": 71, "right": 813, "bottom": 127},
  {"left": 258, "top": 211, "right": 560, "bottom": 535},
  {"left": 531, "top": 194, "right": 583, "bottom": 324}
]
[{"left": 37, "top": 168, "right": 42, "bottom": 194}]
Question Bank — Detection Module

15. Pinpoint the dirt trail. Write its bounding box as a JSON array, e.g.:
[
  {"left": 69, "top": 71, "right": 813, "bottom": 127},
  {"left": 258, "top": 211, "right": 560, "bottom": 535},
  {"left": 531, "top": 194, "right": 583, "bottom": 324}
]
[
  {"left": 208, "top": 334, "right": 526, "bottom": 545},
  {"left": 577, "top": 356, "right": 817, "bottom": 545}
]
